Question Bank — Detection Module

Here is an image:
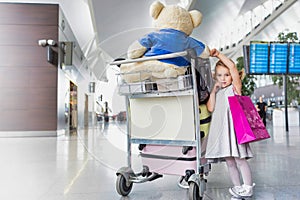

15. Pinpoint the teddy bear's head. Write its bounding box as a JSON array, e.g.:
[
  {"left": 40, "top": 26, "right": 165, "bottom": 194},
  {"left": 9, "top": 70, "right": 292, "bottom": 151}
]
[{"left": 150, "top": 1, "right": 202, "bottom": 36}]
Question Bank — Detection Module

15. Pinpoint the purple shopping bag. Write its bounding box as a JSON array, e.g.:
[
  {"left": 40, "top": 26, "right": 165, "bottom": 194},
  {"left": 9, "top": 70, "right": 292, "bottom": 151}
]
[{"left": 228, "top": 95, "right": 270, "bottom": 144}]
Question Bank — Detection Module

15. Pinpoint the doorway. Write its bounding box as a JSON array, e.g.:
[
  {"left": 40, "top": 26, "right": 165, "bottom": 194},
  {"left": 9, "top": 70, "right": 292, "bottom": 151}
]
[
  {"left": 69, "top": 82, "right": 78, "bottom": 130},
  {"left": 84, "top": 94, "right": 89, "bottom": 127}
]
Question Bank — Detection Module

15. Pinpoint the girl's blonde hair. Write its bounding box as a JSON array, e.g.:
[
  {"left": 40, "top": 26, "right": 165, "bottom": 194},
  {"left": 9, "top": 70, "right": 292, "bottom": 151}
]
[
  {"left": 215, "top": 60, "right": 227, "bottom": 68},
  {"left": 215, "top": 59, "right": 234, "bottom": 69}
]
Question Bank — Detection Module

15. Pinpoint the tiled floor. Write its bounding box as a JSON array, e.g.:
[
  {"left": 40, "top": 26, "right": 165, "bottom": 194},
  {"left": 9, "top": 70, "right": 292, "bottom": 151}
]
[{"left": 1, "top": 120, "right": 300, "bottom": 200}]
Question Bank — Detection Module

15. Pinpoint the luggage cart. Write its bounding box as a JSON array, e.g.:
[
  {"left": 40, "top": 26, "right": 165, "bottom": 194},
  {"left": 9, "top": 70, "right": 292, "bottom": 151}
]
[{"left": 111, "top": 50, "right": 211, "bottom": 200}]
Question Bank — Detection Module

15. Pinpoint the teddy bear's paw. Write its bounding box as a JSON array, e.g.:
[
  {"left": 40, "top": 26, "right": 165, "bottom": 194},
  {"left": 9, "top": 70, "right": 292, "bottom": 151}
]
[
  {"left": 199, "top": 45, "right": 211, "bottom": 59},
  {"left": 122, "top": 72, "right": 151, "bottom": 83},
  {"left": 164, "top": 68, "right": 178, "bottom": 78},
  {"left": 152, "top": 67, "right": 177, "bottom": 79},
  {"left": 174, "top": 67, "right": 187, "bottom": 76},
  {"left": 152, "top": 72, "right": 166, "bottom": 79},
  {"left": 127, "top": 40, "right": 147, "bottom": 59}
]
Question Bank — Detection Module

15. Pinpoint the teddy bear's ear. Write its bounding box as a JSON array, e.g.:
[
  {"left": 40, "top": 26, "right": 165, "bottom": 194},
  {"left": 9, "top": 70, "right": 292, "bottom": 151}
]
[
  {"left": 189, "top": 10, "right": 203, "bottom": 28},
  {"left": 150, "top": 1, "right": 164, "bottom": 19}
]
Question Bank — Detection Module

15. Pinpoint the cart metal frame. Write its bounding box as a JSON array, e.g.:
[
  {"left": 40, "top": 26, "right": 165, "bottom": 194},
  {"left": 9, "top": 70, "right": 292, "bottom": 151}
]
[{"left": 111, "top": 50, "right": 211, "bottom": 200}]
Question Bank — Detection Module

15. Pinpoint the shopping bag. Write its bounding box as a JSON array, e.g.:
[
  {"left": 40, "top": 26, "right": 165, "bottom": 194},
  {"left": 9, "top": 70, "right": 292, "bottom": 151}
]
[{"left": 228, "top": 95, "right": 270, "bottom": 144}]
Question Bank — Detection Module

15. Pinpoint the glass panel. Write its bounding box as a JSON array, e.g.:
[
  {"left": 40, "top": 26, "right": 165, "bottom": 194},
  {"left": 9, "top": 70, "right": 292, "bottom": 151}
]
[
  {"left": 288, "top": 43, "right": 300, "bottom": 74},
  {"left": 249, "top": 42, "right": 269, "bottom": 74},
  {"left": 269, "top": 43, "right": 288, "bottom": 74}
]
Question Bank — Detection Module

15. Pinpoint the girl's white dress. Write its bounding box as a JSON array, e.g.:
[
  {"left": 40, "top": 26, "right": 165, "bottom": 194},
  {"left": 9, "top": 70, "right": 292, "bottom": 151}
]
[{"left": 205, "top": 85, "right": 253, "bottom": 161}]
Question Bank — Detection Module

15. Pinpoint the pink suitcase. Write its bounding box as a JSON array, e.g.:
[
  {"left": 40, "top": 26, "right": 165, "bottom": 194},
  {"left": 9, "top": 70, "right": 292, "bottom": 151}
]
[{"left": 140, "top": 144, "right": 197, "bottom": 176}]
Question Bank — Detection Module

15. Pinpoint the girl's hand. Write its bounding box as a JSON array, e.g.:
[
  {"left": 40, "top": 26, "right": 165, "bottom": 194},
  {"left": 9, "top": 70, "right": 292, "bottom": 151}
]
[
  {"left": 212, "top": 81, "right": 221, "bottom": 93},
  {"left": 210, "top": 48, "right": 220, "bottom": 57}
]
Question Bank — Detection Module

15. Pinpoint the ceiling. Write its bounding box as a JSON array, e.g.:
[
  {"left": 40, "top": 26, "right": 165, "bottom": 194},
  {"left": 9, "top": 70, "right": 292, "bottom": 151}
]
[
  {"left": 0, "top": 0, "right": 300, "bottom": 81},
  {"left": 89, "top": 0, "right": 300, "bottom": 65},
  {"left": 91, "top": 0, "right": 248, "bottom": 59}
]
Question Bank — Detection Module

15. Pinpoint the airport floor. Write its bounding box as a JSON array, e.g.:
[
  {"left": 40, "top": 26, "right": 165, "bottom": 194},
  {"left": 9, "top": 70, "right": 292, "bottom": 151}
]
[{"left": 1, "top": 120, "right": 300, "bottom": 200}]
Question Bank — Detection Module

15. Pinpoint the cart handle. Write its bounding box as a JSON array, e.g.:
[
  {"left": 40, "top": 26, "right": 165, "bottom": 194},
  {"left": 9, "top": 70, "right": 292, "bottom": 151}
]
[{"left": 110, "top": 50, "right": 191, "bottom": 66}]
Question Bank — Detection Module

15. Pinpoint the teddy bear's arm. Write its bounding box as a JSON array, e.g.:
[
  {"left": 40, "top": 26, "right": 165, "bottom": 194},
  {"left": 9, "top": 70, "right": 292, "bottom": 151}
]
[
  {"left": 127, "top": 40, "right": 147, "bottom": 59},
  {"left": 199, "top": 45, "right": 210, "bottom": 59}
]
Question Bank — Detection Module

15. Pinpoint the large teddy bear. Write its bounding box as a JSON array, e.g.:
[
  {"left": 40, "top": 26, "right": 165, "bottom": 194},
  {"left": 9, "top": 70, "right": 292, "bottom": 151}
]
[{"left": 120, "top": 1, "right": 210, "bottom": 83}]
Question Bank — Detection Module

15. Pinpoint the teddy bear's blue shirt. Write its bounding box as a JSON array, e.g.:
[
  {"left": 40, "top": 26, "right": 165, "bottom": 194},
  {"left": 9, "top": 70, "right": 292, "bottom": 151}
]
[{"left": 139, "top": 28, "right": 205, "bottom": 66}]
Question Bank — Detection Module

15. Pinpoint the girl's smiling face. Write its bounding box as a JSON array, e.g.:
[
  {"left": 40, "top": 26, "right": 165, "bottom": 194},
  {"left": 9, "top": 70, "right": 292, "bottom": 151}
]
[{"left": 215, "top": 65, "right": 232, "bottom": 88}]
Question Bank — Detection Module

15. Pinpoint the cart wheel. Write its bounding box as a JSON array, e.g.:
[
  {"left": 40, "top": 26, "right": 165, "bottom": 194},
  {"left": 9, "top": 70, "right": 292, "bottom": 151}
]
[
  {"left": 189, "top": 182, "right": 202, "bottom": 200},
  {"left": 142, "top": 165, "right": 150, "bottom": 177},
  {"left": 116, "top": 174, "right": 133, "bottom": 196}
]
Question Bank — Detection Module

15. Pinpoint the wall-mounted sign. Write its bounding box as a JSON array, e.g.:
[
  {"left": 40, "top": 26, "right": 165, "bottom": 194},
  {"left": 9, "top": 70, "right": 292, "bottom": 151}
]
[
  {"left": 269, "top": 43, "right": 288, "bottom": 74},
  {"left": 288, "top": 43, "right": 300, "bottom": 74},
  {"left": 249, "top": 42, "right": 269, "bottom": 74},
  {"left": 244, "top": 42, "right": 300, "bottom": 75}
]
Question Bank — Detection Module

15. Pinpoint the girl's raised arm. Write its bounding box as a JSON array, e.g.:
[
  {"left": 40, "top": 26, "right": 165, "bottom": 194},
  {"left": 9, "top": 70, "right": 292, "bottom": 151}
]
[{"left": 211, "top": 49, "right": 242, "bottom": 95}]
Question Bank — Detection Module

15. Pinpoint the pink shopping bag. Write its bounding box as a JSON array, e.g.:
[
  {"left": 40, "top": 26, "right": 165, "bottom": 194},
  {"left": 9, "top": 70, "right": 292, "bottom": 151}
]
[{"left": 228, "top": 95, "right": 270, "bottom": 144}]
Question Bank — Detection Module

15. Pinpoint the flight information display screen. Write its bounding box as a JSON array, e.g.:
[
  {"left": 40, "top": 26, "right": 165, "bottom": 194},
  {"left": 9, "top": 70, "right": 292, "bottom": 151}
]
[
  {"left": 249, "top": 42, "right": 269, "bottom": 74},
  {"left": 288, "top": 43, "right": 300, "bottom": 74},
  {"left": 269, "top": 43, "right": 288, "bottom": 74}
]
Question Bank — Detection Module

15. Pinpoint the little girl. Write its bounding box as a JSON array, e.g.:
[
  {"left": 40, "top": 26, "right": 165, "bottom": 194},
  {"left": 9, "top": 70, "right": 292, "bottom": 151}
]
[{"left": 205, "top": 48, "right": 255, "bottom": 198}]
